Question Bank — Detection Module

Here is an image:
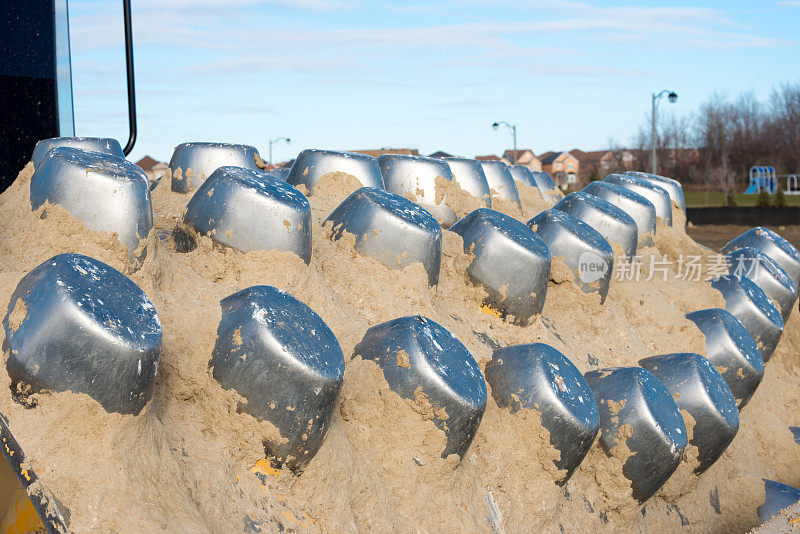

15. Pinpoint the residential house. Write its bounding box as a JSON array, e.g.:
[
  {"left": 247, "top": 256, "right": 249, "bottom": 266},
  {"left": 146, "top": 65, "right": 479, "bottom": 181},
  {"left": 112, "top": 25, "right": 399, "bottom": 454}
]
[
  {"left": 538, "top": 151, "right": 579, "bottom": 187},
  {"left": 428, "top": 150, "right": 453, "bottom": 159},
  {"left": 570, "top": 149, "right": 614, "bottom": 182},
  {"left": 475, "top": 154, "right": 501, "bottom": 161},
  {"left": 501, "top": 149, "right": 542, "bottom": 171},
  {"left": 617, "top": 149, "right": 638, "bottom": 170},
  {"left": 570, "top": 149, "right": 647, "bottom": 182},
  {"left": 135, "top": 156, "right": 167, "bottom": 183}
]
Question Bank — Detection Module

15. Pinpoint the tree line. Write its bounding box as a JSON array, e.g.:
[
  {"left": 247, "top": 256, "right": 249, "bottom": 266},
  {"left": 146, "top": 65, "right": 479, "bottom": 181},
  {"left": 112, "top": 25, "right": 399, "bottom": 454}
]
[{"left": 624, "top": 81, "right": 800, "bottom": 192}]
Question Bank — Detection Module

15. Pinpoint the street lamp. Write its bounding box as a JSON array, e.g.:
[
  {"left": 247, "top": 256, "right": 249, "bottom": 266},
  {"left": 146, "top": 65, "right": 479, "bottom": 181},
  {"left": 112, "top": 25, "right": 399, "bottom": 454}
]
[
  {"left": 651, "top": 90, "right": 678, "bottom": 174},
  {"left": 268, "top": 136, "right": 291, "bottom": 167},
  {"left": 492, "top": 121, "right": 517, "bottom": 164}
]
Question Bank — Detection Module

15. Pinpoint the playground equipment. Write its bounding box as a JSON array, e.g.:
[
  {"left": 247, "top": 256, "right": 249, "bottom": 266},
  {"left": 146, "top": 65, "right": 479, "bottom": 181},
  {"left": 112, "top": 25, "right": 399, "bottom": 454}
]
[
  {"left": 746, "top": 166, "right": 777, "bottom": 194},
  {"left": 786, "top": 174, "right": 799, "bottom": 195}
]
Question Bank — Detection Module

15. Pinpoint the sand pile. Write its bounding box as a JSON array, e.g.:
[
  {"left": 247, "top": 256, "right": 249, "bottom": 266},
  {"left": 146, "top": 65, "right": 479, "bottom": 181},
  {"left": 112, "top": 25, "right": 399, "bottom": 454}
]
[{"left": 1, "top": 164, "right": 799, "bottom": 532}]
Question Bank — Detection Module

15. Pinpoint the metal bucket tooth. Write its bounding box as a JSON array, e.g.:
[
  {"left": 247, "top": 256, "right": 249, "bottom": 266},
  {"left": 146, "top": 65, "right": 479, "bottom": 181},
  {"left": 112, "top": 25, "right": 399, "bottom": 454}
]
[
  {"left": 378, "top": 154, "right": 456, "bottom": 225},
  {"left": 450, "top": 208, "right": 550, "bottom": 325},
  {"left": 604, "top": 173, "right": 673, "bottom": 226},
  {"left": 484, "top": 343, "right": 599, "bottom": 484},
  {"left": 710, "top": 274, "right": 784, "bottom": 361},
  {"left": 443, "top": 157, "right": 492, "bottom": 207},
  {"left": 758, "top": 480, "right": 800, "bottom": 523},
  {"left": 267, "top": 167, "right": 291, "bottom": 182},
  {"left": 478, "top": 160, "right": 522, "bottom": 206},
  {"left": 183, "top": 166, "right": 312, "bottom": 263},
  {"left": 583, "top": 366, "right": 687, "bottom": 503},
  {"left": 553, "top": 191, "right": 639, "bottom": 260},
  {"left": 30, "top": 147, "right": 153, "bottom": 252},
  {"left": 510, "top": 166, "right": 562, "bottom": 204},
  {"left": 531, "top": 171, "right": 564, "bottom": 203},
  {"left": 287, "top": 149, "right": 384, "bottom": 193},
  {"left": 721, "top": 227, "right": 800, "bottom": 290},
  {"left": 685, "top": 308, "right": 764, "bottom": 410},
  {"left": 31, "top": 136, "right": 124, "bottom": 168},
  {"left": 168, "top": 142, "right": 261, "bottom": 193},
  {"left": 726, "top": 247, "right": 797, "bottom": 323},
  {"left": 325, "top": 187, "right": 443, "bottom": 286},
  {"left": 527, "top": 209, "right": 614, "bottom": 302},
  {"left": 639, "top": 353, "right": 739, "bottom": 474},
  {"left": 583, "top": 181, "right": 657, "bottom": 247},
  {"left": 2, "top": 253, "right": 161, "bottom": 415},
  {"left": 210, "top": 285, "right": 345, "bottom": 471},
  {"left": 508, "top": 165, "right": 536, "bottom": 187},
  {"left": 354, "top": 315, "right": 487, "bottom": 459},
  {"left": 624, "top": 171, "right": 686, "bottom": 213}
]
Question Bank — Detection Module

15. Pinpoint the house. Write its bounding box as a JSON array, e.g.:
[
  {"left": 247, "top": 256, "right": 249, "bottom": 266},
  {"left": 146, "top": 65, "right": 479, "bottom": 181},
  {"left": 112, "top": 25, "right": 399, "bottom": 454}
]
[
  {"left": 135, "top": 156, "right": 167, "bottom": 183},
  {"left": 475, "top": 154, "right": 501, "bottom": 161},
  {"left": 570, "top": 149, "right": 614, "bottom": 182},
  {"left": 353, "top": 148, "right": 420, "bottom": 157},
  {"left": 617, "top": 149, "right": 638, "bottom": 169},
  {"left": 501, "top": 149, "right": 542, "bottom": 171},
  {"left": 568, "top": 149, "right": 648, "bottom": 182},
  {"left": 538, "top": 151, "right": 579, "bottom": 187},
  {"left": 428, "top": 150, "right": 453, "bottom": 159}
]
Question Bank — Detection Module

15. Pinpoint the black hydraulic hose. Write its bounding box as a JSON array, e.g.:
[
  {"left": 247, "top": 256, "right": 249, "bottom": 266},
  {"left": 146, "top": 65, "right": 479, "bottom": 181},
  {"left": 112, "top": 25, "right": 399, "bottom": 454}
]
[{"left": 122, "top": 0, "right": 136, "bottom": 156}]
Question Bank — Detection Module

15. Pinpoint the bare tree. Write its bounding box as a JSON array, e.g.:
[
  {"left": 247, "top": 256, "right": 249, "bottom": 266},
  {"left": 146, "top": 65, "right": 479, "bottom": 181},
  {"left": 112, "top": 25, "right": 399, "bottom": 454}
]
[
  {"left": 769, "top": 82, "right": 800, "bottom": 173},
  {"left": 625, "top": 81, "right": 800, "bottom": 192}
]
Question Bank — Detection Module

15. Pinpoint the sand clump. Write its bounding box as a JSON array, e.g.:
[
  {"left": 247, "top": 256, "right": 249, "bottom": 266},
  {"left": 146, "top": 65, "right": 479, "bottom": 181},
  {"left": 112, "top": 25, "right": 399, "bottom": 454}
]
[{"left": 0, "top": 165, "right": 798, "bottom": 532}]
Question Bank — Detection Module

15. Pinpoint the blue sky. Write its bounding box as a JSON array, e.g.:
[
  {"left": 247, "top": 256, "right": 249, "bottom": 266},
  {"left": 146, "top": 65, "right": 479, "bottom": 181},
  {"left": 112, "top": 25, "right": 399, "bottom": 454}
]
[{"left": 67, "top": 0, "right": 800, "bottom": 164}]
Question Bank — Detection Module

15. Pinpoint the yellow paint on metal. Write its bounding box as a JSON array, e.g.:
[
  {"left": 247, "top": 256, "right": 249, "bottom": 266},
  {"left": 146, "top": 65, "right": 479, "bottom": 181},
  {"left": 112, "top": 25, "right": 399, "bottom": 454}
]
[
  {"left": 250, "top": 458, "right": 280, "bottom": 478},
  {"left": 480, "top": 303, "right": 503, "bottom": 319},
  {"left": 0, "top": 487, "right": 44, "bottom": 534}
]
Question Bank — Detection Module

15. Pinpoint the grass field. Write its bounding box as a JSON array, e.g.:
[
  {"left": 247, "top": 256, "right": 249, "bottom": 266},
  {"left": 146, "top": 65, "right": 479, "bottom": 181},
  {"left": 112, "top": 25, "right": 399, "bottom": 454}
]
[{"left": 684, "top": 191, "right": 800, "bottom": 207}]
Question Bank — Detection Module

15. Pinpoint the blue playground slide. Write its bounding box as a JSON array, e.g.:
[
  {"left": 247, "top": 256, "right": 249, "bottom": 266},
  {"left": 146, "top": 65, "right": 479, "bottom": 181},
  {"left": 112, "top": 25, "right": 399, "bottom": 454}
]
[{"left": 747, "top": 166, "right": 776, "bottom": 194}]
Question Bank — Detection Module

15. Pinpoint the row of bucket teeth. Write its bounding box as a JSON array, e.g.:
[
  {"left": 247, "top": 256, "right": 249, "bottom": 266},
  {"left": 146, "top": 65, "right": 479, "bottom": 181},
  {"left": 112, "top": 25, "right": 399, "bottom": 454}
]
[{"left": 5, "top": 136, "right": 799, "bottom": 518}]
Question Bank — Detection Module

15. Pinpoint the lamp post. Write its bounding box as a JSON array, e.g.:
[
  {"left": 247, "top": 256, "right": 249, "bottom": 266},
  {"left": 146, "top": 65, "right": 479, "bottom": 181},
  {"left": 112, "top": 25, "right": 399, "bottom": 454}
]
[
  {"left": 492, "top": 121, "right": 517, "bottom": 164},
  {"left": 269, "top": 136, "right": 291, "bottom": 167},
  {"left": 651, "top": 90, "right": 678, "bottom": 174}
]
